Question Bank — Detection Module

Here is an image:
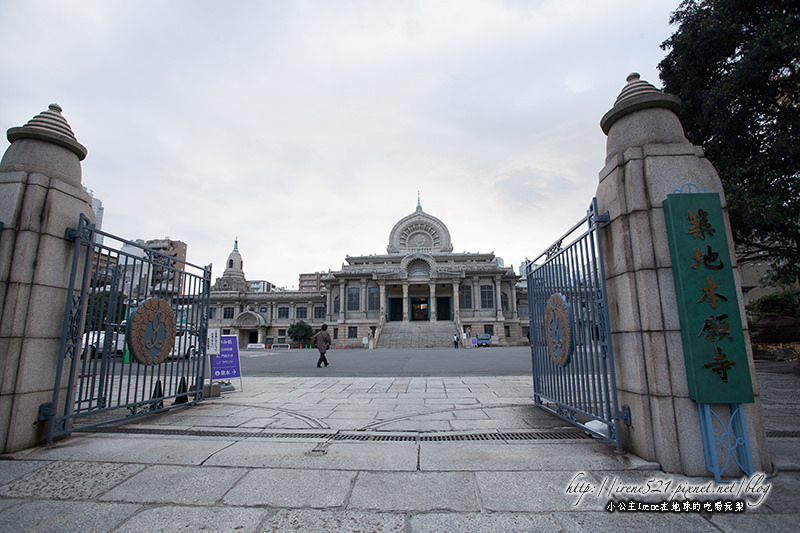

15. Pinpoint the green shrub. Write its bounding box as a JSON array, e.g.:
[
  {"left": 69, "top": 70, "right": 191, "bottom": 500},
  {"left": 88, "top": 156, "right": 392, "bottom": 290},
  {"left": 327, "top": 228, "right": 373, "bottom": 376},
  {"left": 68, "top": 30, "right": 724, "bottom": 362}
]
[
  {"left": 748, "top": 289, "right": 800, "bottom": 320},
  {"left": 287, "top": 320, "right": 314, "bottom": 345}
]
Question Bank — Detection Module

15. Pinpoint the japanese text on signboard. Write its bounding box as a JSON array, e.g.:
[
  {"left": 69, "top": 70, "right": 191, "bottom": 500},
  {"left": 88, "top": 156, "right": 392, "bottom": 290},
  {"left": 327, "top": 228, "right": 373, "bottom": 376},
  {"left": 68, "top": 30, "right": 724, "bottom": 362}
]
[
  {"left": 211, "top": 335, "right": 241, "bottom": 380},
  {"left": 663, "top": 193, "right": 753, "bottom": 404}
]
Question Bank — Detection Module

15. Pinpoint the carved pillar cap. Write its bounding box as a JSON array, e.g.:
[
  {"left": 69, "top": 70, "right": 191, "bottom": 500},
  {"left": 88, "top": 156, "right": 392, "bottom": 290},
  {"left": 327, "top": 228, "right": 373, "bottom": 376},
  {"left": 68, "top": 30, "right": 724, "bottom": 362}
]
[
  {"left": 600, "top": 73, "right": 682, "bottom": 135},
  {"left": 7, "top": 103, "right": 87, "bottom": 160}
]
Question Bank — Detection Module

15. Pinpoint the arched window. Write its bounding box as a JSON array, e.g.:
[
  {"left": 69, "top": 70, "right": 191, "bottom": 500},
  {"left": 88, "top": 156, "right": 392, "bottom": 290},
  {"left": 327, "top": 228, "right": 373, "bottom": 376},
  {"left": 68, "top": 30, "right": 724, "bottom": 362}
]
[{"left": 228, "top": 259, "right": 233, "bottom": 268}]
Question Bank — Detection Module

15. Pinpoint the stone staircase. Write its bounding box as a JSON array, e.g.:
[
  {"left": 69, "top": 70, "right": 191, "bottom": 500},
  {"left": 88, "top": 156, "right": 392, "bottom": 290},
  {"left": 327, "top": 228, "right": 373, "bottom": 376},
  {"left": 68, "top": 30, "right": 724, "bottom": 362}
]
[{"left": 377, "top": 320, "right": 459, "bottom": 349}]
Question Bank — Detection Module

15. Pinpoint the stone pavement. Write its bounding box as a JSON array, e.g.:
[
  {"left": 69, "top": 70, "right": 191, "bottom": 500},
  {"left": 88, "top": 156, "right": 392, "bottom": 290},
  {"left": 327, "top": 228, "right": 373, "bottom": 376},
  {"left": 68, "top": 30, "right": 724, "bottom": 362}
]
[{"left": 0, "top": 361, "right": 799, "bottom": 532}]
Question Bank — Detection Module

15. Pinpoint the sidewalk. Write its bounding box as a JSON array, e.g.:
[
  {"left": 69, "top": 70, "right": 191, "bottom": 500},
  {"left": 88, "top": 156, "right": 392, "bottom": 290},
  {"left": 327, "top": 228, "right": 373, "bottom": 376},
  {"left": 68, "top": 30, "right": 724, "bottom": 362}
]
[{"left": 1, "top": 362, "right": 799, "bottom": 532}]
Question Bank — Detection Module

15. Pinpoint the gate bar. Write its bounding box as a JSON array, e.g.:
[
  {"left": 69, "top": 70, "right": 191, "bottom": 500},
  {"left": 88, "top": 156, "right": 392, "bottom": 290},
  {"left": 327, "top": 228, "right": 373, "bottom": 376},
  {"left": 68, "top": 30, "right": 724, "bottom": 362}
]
[{"left": 526, "top": 198, "right": 628, "bottom": 451}]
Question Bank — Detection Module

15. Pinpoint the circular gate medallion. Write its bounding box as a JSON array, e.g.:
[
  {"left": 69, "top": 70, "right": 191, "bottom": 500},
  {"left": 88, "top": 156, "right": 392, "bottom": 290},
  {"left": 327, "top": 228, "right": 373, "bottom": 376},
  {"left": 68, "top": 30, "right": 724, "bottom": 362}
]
[
  {"left": 544, "top": 293, "right": 572, "bottom": 366},
  {"left": 127, "top": 298, "right": 177, "bottom": 365}
]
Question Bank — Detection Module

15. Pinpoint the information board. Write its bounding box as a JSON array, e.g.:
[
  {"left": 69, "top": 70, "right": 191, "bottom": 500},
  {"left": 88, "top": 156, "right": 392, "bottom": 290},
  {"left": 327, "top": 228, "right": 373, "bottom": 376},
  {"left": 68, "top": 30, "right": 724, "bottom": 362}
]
[
  {"left": 663, "top": 193, "right": 754, "bottom": 404},
  {"left": 211, "top": 335, "right": 242, "bottom": 380}
]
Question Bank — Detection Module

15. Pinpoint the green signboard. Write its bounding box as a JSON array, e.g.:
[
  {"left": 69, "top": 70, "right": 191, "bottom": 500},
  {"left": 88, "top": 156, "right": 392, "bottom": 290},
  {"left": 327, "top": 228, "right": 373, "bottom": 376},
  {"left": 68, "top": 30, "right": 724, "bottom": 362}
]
[{"left": 663, "top": 193, "right": 754, "bottom": 404}]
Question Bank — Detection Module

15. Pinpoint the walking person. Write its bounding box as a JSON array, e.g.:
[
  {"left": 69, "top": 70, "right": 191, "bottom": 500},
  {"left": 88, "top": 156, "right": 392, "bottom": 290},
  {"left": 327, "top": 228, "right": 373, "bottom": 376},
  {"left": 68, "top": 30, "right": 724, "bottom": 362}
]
[
  {"left": 313, "top": 324, "right": 332, "bottom": 367},
  {"left": 453, "top": 333, "right": 459, "bottom": 348}
]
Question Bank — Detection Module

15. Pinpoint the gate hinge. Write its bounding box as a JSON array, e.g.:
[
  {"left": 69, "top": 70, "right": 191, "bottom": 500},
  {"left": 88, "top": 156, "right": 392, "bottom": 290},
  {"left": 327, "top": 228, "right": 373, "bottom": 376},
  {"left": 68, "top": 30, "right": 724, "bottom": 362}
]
[
  {"left": 38, "top": 402, "right": 55, "bottom": 422},
  {"left": 65, "top": 227, "right": 79, "bottom": 241},
  {"left": 614, "top": 405, "right": 631, "bottom": 426}
]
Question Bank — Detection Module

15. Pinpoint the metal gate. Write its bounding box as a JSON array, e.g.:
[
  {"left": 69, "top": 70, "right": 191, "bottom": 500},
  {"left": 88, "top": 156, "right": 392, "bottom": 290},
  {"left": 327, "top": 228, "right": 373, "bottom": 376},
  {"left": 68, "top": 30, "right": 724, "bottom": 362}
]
[
  {"left": 525, "top": 198, "right": 629, "bottom": 450},
  {"left": 41, "top": 214, "right": 211, "bottom": 442}
]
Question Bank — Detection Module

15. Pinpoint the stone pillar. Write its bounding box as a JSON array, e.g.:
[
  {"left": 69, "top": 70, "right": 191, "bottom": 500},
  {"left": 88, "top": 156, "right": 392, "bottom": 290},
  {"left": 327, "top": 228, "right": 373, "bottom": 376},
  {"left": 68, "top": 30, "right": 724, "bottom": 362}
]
[
  {"left": 597, "top": 74, "right": 771, "bottom": 475},
  {"left": 338, "top": 282, "right": 346, "bottom": 323},
  {"left": 510, "top": 281, "right": 518, "bottom": 319},
  {"left": 429, "top": 282, "right": 437, "bottom": 322},
  {"left": 0, "top": 104, "right": 94, "bottom": 453},
  {"left": 378, "top": 281, "right": 386, "bottom": 321},
  {"left": 360, "top": 278, "right": 367, "bottom": 314},
  {"left": 494, "top": 276, "right": 504, "bottom": 321},
  {"left": 402, "top": 282, "right": 409, "bottom": 322},
  {"left": 452, "top": 281, "right": 461, "bottom": 324},
  {"left": 327, "top": 287, "right": 335, "bottom": 322}
]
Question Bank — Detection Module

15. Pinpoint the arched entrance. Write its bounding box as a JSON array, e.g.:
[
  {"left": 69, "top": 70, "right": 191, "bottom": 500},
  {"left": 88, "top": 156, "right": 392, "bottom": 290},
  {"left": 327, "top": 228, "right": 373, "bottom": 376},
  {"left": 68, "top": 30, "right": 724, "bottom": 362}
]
[{"left": 233, "top": 310, "right": 267, "bottom": 346}]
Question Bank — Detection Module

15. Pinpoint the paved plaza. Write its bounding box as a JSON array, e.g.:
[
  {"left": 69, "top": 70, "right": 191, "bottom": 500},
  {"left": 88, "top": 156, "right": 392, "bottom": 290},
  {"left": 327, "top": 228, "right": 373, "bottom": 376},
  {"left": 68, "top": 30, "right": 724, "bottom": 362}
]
[{"left": 0, "top": 355, "right": 799, "bottom": 532}]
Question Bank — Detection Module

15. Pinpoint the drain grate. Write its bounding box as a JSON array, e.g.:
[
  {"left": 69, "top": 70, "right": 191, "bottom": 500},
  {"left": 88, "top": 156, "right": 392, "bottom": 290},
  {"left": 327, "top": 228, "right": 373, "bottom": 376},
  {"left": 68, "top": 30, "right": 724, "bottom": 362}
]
[
  {"left": 84, "top": 427, "right": 335, "bottom": 440},
  {"left": 84, "top": 426, "right": 591, "bottom": 442},
  {"left": 767, "top": 429, "right": 800, "bottom": 438}
]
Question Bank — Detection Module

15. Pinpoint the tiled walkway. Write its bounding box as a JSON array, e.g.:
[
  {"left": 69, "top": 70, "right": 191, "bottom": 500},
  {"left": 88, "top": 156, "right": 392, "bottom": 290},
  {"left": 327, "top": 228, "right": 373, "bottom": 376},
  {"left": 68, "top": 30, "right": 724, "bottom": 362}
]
[{"left": 1, "top": 364, "right": 799, "bottom": 532}]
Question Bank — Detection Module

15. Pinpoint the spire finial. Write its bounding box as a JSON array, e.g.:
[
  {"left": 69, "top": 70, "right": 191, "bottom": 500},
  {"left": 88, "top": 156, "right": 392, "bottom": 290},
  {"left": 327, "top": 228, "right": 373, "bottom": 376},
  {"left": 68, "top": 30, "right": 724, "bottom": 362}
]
[
  {"left": 416, "top": 191, "right": 422, "bottom": 211},
  {"left": 233, "top": 237, "right": 238, "bottom": 252}
]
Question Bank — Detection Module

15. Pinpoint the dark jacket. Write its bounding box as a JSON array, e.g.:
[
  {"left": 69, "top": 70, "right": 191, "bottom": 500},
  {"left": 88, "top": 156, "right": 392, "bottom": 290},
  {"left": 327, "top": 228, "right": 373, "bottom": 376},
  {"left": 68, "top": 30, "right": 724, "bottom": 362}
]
[{"left": 313, "top": 330, "right": 332, "bottom": 353}]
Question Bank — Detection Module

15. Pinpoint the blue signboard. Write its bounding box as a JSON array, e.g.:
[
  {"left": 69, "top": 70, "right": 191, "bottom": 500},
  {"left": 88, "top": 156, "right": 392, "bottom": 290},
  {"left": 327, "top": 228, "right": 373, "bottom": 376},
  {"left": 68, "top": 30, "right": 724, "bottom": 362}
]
[{"left": 211, "top": 335, "right": 241, "bottom": 380}]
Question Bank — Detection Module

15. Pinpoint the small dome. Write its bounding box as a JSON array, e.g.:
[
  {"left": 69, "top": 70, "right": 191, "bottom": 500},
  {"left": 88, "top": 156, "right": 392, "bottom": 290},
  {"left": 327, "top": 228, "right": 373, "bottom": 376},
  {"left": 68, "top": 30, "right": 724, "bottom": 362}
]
[
  {"left": 213, "top": 238, "right": 247, "bottom": 291},
  {"left": 225, "top": 238, "right": 244, "bottom": 275}
]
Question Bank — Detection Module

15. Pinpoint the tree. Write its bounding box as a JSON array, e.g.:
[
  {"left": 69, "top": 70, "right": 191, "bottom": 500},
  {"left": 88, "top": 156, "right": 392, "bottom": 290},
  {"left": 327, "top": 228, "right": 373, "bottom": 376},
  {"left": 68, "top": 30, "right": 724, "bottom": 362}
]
[
  {"left": 658, "top": 0, "right": 800, "bottom": 286},
  {"left": 287, "top": 320, "right": 314, "bottom": 346}
]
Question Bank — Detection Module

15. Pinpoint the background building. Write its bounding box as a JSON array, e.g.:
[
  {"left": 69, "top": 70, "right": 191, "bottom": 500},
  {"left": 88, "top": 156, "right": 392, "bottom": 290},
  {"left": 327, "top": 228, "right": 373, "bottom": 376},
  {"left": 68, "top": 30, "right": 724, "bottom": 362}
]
[
  {"left": 145, "top": 237, "right": 187, "bottom": 292},
  {"left": 299, "top": 272, "right": 325, "bottom": 291},
  {"left": 250, "top": 280, "right": 278, "bottom": 293},
  {"left": 83, "top": 188, "right": 104, "bottom": 245}
]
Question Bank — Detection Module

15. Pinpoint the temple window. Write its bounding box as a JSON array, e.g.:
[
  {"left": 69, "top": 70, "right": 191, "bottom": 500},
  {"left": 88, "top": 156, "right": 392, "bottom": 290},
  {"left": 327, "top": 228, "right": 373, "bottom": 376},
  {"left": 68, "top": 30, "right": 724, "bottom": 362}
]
[
  {"left": 459, "top": 285, "right": 472, "bottom": 309},
  {"left": 347, "top": 287, "right": 360, "bottom": 311},
  {"left": 480, "top": 285, "right": 495, "bottom": 309}
]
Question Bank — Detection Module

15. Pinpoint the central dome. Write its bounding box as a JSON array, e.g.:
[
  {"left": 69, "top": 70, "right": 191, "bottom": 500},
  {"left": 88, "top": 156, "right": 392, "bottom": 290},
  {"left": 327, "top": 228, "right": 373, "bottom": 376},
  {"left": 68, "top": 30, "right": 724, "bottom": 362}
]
[{"left": 387, "top": 197, "right": 453, "bottom": 254}]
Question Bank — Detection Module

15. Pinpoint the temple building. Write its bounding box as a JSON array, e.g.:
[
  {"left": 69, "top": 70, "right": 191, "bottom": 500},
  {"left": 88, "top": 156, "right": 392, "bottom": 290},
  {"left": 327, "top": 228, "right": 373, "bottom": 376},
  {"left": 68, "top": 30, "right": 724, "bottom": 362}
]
[{"left": 209, "top": 198, "right": 529, "bottom": 348}]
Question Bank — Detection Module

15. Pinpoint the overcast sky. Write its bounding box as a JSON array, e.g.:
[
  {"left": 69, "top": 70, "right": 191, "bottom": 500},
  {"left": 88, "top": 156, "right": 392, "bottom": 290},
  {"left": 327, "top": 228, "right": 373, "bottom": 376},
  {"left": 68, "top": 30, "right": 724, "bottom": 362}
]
[{"left": 1, "top": 0, "right": 681, "bottom": 288}]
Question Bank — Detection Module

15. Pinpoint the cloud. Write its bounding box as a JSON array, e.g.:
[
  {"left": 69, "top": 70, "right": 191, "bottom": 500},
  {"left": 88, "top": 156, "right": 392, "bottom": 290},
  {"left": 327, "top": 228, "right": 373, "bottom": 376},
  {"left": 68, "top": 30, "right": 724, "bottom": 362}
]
[{"left": 0, "top": 0, "right": 679, "bottom": 287}]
